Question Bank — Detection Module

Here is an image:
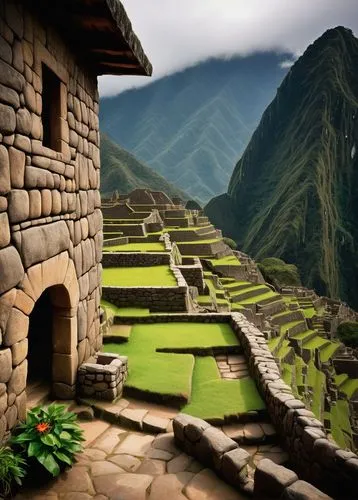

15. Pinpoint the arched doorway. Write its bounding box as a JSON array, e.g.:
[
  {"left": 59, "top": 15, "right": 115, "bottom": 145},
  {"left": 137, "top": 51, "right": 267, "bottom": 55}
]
[{"left": 26, "top": 282, "right": 78, "bottom": 401}]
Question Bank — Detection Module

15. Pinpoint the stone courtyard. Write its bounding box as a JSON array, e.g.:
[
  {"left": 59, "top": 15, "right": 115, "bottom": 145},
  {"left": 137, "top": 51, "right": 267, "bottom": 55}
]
[{"left": 15, "top": 394, "right": 290, "bottom": 500}]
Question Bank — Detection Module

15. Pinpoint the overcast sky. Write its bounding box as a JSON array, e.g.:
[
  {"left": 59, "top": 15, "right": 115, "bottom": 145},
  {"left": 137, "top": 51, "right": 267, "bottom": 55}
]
[{"left": 99, "top": 0, "right": 358, "bottom": 97}]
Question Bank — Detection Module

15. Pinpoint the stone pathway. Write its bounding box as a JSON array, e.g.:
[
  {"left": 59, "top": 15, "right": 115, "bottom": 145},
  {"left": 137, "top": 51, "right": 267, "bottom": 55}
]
[
  {"left": 15, "top": 420, "right": 250, "bottom": 500},
  {"left": 215, "top": 354, "right": 249, "bottom": 379},
  {"left": 16, "top": 393, "right": 288, "bottom": 499}
]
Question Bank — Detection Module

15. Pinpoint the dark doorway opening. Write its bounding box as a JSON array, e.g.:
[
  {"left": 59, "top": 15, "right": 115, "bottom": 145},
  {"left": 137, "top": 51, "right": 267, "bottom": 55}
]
[{"left": 27, "top": 289, "right": 53, "bottom": 383}]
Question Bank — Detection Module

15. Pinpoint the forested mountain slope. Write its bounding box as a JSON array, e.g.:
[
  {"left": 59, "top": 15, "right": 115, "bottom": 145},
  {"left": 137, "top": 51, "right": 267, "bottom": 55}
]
[
  {"left": 100, "top": 54, "right": 288, "bottom": 202},
  {"left": 100, "top": 134, "right": 187, "bottom": 200},
  {"left": 206, "top": 27, "right": 358, "bottom": 308}
]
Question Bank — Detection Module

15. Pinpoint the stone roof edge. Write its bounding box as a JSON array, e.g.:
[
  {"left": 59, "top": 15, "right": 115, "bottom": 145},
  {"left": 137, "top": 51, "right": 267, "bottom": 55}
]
[{"left": 106, "top": 0, "right": 153, "bottom": 76}]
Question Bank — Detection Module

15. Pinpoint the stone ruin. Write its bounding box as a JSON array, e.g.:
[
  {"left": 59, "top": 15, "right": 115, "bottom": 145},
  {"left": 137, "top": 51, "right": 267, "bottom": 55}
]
[{"left": 0, "top": 0, "right": 151, "bottom": 442}]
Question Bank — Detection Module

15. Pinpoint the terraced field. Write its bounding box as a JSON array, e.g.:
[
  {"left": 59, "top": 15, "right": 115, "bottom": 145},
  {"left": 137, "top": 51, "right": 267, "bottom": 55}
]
[{"left": 100, "top": 198, "right": 358, "bottom": 450}]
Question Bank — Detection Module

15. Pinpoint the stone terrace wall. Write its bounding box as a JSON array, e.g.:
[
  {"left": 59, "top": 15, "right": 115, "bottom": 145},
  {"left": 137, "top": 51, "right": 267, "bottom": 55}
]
[
  {"left": 0, "top": 1, "right": 102, "bottom": 440},
  {"left": 102, "top": 285, "right": 189, "bottom": 312},
  {"left": 177, "top": 257, "right": 205, "bottom": 293},
  {"left": 229, "top": 313, "right": 358, "bottom": 498},
  {"left": 102, "top": 252, "right": 171, "bottom": 268}
]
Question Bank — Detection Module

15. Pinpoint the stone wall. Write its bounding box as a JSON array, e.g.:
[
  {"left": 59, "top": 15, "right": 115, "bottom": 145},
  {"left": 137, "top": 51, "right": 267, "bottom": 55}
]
[
  {"left": 0, "top": 1, "right": 102, "bottom": 441},
  {"left": 177, "top": 257, "right": 205, "bottom": 293},
  {"left": 102, "top": 285, "right": 189, "bottom": 312},
  {"left": 229, "top": 313, "right": 358, "bottom": 498},
  {"left": 102, "top": 252, "right": 171, "bottom": 268},
  {"left": 173, "top": 414, "right": 332, "bottom": 499}
]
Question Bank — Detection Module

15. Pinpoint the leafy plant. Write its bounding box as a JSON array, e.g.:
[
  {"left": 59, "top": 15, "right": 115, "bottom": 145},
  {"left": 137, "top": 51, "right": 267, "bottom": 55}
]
[
  {"left": 11, "top": 404, "right": 84, "bottom": 477},
  {"left": 0, "top": 446, "right": 26, "bottom": 497},
  {"left": 258, "top": 257, "right": 301, "bottom": 288},
  {"left": 337, "top": 322, "right": 358, "bottom": 348},
  {"left": 222, "top": 237, "right": 237, "bottom": 250}
]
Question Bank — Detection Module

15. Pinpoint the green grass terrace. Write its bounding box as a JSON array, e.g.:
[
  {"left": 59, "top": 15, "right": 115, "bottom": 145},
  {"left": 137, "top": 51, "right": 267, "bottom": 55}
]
[
  {"left": 102, "top": 266, "right": 177, "bottom": 287},
  {"left": 104, "top": 322, "right": 265, "bottom": 421}
]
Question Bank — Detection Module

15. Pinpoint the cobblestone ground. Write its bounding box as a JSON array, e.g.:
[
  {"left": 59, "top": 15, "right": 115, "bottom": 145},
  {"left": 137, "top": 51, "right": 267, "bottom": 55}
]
[
  {"left": 15, "top": 393, "right": 288, "bottom": 500},
  {"left": 15, "top": 419, "right": 249, "bottom": 500}
]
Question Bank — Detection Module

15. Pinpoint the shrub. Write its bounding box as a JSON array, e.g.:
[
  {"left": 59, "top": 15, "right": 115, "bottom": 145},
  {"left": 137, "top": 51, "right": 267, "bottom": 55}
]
[
  {"left": 223, "top": 237, "right": 237, "bottom": 250},
  {"left": 185, "top": 199, "right": 202, "bottom": 210},
  {"left": 258, "top": 257, "right": 301, "bottom": 288},
  {"left": 11, "top": 404, "right": 84, "bottom": 477},
  {"left": 0, "top": 446, "right": 26, "bottom": 497},
  {"left": 337, "top": 322, "right": 358, "bottom": 348}
]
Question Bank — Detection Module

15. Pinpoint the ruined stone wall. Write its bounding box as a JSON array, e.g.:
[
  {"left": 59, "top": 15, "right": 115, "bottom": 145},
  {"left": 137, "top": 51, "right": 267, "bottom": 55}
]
[
  {"left": 102, "top": 252, "right": 171, "bottom": 268},
  {"left": 101, "top": 285, "right": 189, "bottom": 312},
  {"left": 0, "top": 1, "right": 102, "bottom": 440}
]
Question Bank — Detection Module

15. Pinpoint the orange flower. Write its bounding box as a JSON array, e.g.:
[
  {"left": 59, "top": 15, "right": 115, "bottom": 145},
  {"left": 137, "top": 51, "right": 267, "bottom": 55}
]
[{"left": 35, "top": 422, "right": 50, "bottom": 433}]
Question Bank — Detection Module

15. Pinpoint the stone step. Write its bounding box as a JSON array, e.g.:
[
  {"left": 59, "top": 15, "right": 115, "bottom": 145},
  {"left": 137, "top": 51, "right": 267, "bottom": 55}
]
[{"left": 222, "top": 422, "right": 278, "bottom": 445}]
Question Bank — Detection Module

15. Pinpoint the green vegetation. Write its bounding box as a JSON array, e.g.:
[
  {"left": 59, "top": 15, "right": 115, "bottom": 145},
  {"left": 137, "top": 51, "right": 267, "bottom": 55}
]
[
  {"left": 100, "top": 55, "right": 287, "bottom": 202},
  {"left": 102, "top": 266, "right": 176, "bottom": 287},
  {"left": 223, "top": 237, "right": 237, "bottom": 250},
  {"left": 337, "top": 322, "right": 358, "bottom": 348},
  {"left": 105, "top": 323, "right": 243, "bottom": 411},
  {"left": 11, "top": 404, "right": 84, "bottom": 477},
  {"left": 185, "top": 200, "right": 202, "bottom": 210},
  {"left": 100, "top": 133, "right": 187, "bottom": 199},
  {"left": 182, "top": 357, "right": 265, "bottom": 420},
  {"left": 208, "top": 255, "right": 241, "bottom": 266},
  {"left": 206, "top": 27, "right": 358, "bottom": 310},
  {"left": 258, "top": 257, "right": 301, "bottom": 288},
  {"left": 0, "top": 446, "right": 26, "bottom": 497},
  {"left": 103, "top": 243, "right": 165, "bottom": 252},
  {"left": 330, "top": 400, "right": 352, "bottom": 449}
]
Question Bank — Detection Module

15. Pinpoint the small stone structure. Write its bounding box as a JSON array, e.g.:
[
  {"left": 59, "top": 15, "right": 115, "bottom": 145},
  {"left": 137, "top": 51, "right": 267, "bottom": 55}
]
[
  {"left": 77, "top": 352, "right": 128, "bottom": 401},
  {"left": 173, "top": 413, "right": 252, "bottom": 493},
  {"left": 0, "top": 0, "right": 151, "bottom": 442}
]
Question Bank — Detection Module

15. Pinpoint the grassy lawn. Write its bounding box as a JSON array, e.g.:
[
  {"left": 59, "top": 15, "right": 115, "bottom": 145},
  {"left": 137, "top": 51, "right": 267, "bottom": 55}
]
[
  {"left": 179, "top": 239, "right": 221, "bottom": 245},
  {"left": 339, "top": 378, "right": 358, "bottom": 398},
  {"left": 104, "top": 242, "right": 165, "bottom": 252},
  {"left": 101, "top": 300, "right": 151, "bottom": 318},
  {"left": 239, "top": 290, "right": 279, "bottom": 305},
  {"left": 208, "top": 255, "right": 241, "bottom": 266},
  {"left": 319, "top": 342, "right": 340, "bottom": 362},
  {"left": 330, "top": 400, "right": 352, "bottom": 449},
  {"left": 102, "top": 266, "right": 177, "bottom": 286},
  {"left": 182, "top": 357, "right": 265, "bottom": 420},
  {"left": 302, "top": 307, "right": 316, "bottom": 319},
  {"left": 104, "top": 322, "right": 240, "bottom": 405},
  {"left": 307, "top": 360, "right": 326, "bottom": 418},
  {"left": 103, "top": 242, "right": 165, "bottom": 252}
]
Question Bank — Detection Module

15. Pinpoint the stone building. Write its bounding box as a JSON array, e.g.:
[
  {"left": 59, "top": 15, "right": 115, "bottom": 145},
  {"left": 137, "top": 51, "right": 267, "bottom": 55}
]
[{"left": 0, "top": 0, "right": 151, "bottom": 441}]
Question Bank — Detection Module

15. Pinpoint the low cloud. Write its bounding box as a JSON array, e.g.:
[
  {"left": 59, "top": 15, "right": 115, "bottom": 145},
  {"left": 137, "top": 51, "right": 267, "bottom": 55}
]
[{"left": 99, "top": 0, "right": 358, "bottom": 97}]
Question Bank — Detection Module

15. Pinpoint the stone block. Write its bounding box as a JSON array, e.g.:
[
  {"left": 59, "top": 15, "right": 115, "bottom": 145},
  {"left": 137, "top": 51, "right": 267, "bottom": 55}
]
[
  {"left": 4, "top": 307, "right": 29, "bottom": 347},
  {"left": 20, "top": 220, "right": 70, "bottom": 268},
  {"left": 15, "top": 390, "right": 26, "bottom": 421},
  {"left": 9, "top": 146, "right": 25, "bottom": 188},
  {"left": 0, "top": 103, "right": 16, "bottom": 134},
  {"left": 0, "top": 212, "right": 10, "bottom": 248},
  {"left": 16, "top": 108, "right": 32, "bottom": 135},
  {"left": 5, "top": 404, "right": 17, "bottom": 430},
  {"left": 183, "top": 415, "right": 211, "bottom": 443},
  {"left": 0, "top": 246, "right": 24, "bottom": 294},
  {"left": 254, "top": 459, "right": 298, "bottom": 498},
  {"left": 0, "top": 392, "right": 7, "bottom": 416},
  {"left": 221, "top": 447, "right": 250, "bottom": 486},
  {"left": 0, "top": 145, "right": 10, "bottom": 194},
  {"left": 0, "top": 83, "right": 20, "bottom": 108},
  {"left": 281, "top": 480, "right": 333, "bottom": 499},
  {"left": 53, "top": 315, "right": 77, "bottom": 354},
  {"left": 29, "top": 189, "right": 41, "bottom": 218},
  {"left": 41, "top": 189, "right": 52, "bottom": 216},
  {"left": 0, "top": 60, "right": 25, "bottom": 93},
  {"left": 0, "top": 348, "right": 12, "bottom": 383},
  {"left": 199, "top": 427, "right": 238, "bottom": 469},
  {"left": 52, "top": 352, "right": 78, "bottom": 385},
  {"left": 11, "top": 339, "right": 28, "bottom": 366},
  {"left": 8, "top": 189, "right": 29, "bottom": 223},
  {"left": 8, "top": 360, "right": 27, "bottom": 395},
  {"left": 52, "top": 382, "right": 76, "bottom": 399}
]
